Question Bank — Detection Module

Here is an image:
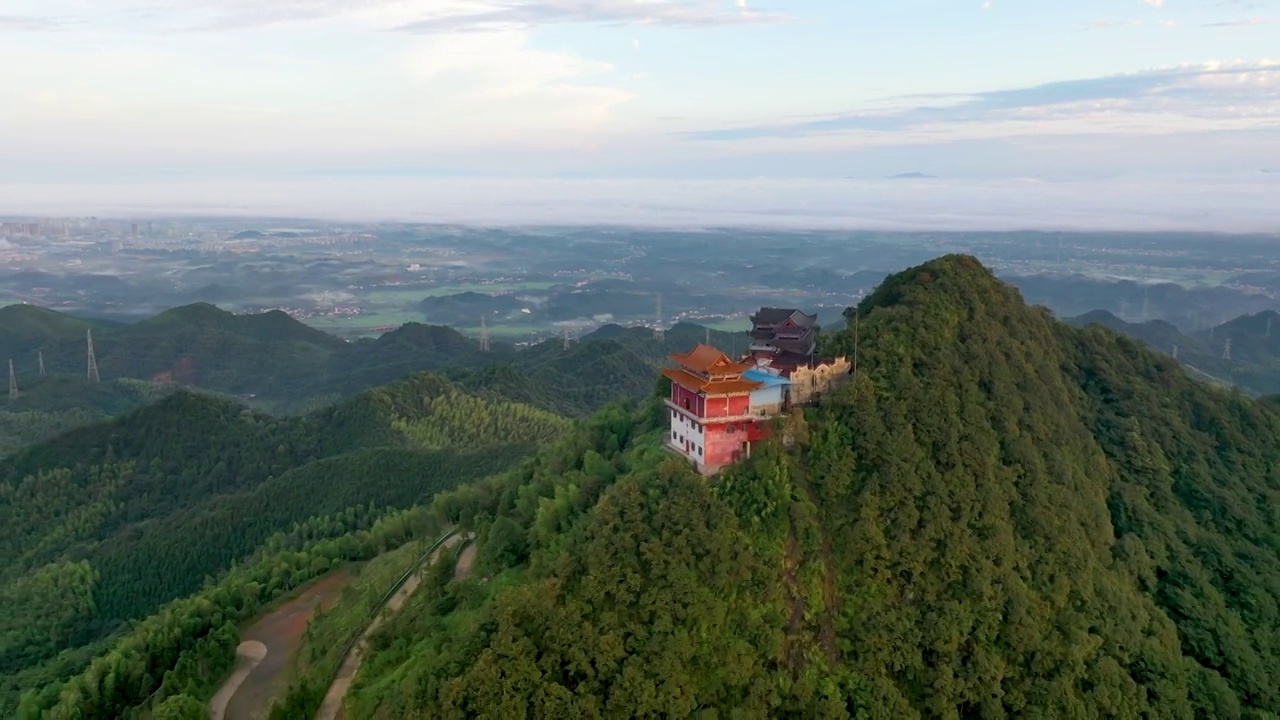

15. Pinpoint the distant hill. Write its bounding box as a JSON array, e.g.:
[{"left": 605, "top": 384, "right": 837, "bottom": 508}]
[
  {"left": 1, "top": 302, "right": 759, "bottom": 423},
  {"left": 1008, "top": 273, "right": 1276, "bottom": 331},
  {"left": 0, "top": 376, "right": 183, "bottom": 457},
  {"left": 1069, "top": 308, "right": 1280, "bottom": 396},
  {"left": 417, "top": 292, "right": 527, "bottom": 327}
]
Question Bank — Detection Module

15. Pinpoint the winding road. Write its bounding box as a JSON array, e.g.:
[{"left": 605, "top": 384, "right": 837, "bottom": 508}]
[
  {"left": 317, "top": 533, "right": 476, "bottom": 720},
  {"left": 208, "top": 641, "right": 267, "bottom": 720}
]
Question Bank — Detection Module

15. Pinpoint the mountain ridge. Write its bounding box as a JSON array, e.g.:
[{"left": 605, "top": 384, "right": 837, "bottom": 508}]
[{"left": 325, "top": 254, "right": 1280, "bottom": 717}]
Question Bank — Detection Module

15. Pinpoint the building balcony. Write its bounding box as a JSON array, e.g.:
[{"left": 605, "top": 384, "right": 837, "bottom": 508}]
[{"left": 665, "top": 399, "right": 779, "bottom": 425}]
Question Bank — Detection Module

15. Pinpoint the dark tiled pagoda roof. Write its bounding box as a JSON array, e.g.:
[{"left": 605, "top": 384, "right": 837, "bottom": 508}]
[{"left": 750, "top": 308, "right": 817, "bottom": 328}]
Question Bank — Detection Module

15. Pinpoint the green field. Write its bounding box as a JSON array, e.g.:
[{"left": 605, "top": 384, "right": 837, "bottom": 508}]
[
  {"left": 384, "top": 282, "right": 559, "bottom": 301},
  {"left": 303, "top": 311, "right": 422, "bottom": 335},
  {"left": 696, "top": 317, "right": 752, "bottom": 332}
]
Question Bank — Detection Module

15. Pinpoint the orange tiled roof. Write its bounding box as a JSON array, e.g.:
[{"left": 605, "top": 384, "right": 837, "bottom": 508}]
[
  {"left": 662, "top": 367, "right": 763, "bottom": 395},
  {"left": 670, "top": 343, "right": 753, "bottom": 375}
]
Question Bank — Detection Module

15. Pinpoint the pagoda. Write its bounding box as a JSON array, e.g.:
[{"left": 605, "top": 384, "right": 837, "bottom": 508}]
[
  {"left": 746, "top": 307, "right": 819, "bottom": 375},
  {"left": 662, "top": 343, "right": 790, "bottom": 475}
]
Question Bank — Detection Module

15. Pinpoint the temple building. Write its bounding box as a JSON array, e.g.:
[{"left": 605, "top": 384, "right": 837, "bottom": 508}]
[
  {"left": 746, "top": 307, "right": 852, "bottom": 406},
  {"left": 662, "top": 309, "right": 852, "bottom": 476},
  {"left": 747, "top": 308, "right": 820, "bottom": 375},
  {"left": 662, "top": 344, "right": 789, "bottom": 475}
]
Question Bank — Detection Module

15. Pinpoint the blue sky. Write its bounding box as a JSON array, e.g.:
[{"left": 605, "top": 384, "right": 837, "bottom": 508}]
[{"left": 1, "top": 0, "right": 1277, "bottom": 185}]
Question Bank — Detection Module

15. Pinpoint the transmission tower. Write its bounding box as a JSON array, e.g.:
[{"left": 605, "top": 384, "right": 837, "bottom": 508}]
[
  {"left": 705, "top": 327, "right": 710, "bottom": 346},
  {"left": 479, "top": 316, "right": 490, "bottom": 352},
  {"left": 562, "top": 325, "right": 571, "bottom": 351},
  {"left": 38, "top": 350, "right": 45, "bottom": 377},
  {"left": 8, "top": 359, "right": 17, "bottom": 400},
  {"left": 86, "top": 329, "right": 100, "bottom": 382},
  {"left": 1141, "top": 291, "right": 1149, "bottom": 323},
  {"left": 1171, "top": 344, "right": 1178, "bottom": 360},
  {"left": 654, "top": 293, "right": 664, "bottom": 342},
  {"left": 1223, "top": 338, "right": 1232, "bottom": 361}
]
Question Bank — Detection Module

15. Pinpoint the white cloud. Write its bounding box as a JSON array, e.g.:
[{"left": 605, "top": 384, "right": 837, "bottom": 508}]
[
  {"left": 399, "top": 31, "right": 633, "bottom": 132},
  {"left": 681, "top": 61, "right": 1280, "bottom": 153},
  {"left": 394, "top": 0, "right": 786, "bottom": 33},
  {"left": 1203, "top": 17, "right": 1278, "bottom": 27},
  {"left": 1142, "top": 0, "right": 1164, "bottom": 7}
]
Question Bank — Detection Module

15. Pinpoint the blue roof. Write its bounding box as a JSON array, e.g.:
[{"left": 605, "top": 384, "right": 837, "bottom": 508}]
[{"left": 743, "top": 369, "right": 792, "bottom": 387}]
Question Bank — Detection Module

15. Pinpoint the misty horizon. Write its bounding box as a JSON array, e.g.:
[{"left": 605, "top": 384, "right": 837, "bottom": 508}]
[{"left": 2, "top": 174, "right": 1278, "bottom": 235}]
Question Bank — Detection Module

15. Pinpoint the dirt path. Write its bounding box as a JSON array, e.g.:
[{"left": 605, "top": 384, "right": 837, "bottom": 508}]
[
  {"left": 208, "top": 570, "right": 356, "bottom": 720},
  {"left": 209, "top": 641, "right": 267, "bottom": 720},
  {"left": 319, "top": 533, "right": 475, "bottom": 720}
]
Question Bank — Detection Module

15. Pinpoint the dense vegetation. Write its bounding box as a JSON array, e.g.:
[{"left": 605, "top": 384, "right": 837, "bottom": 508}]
[
  {"left": 315, "top": 255, "right": 1278, "bottom": 717},
  {"left": 7, "top": 255, "right": 1278, "bottom": 718},
  {"left": 0, "top": 371, "right": 567, "bottom": 717},
  {"left": 0, "top": 376, "right": 181, "bottom": 457}
]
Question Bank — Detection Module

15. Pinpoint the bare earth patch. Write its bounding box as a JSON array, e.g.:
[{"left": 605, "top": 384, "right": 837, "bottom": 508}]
[
  {"left": 208, "top": 641, "right": 267, "bottom": 720},
  {"left": 210, "top": 569, "right": 356, "bottom": 720}
]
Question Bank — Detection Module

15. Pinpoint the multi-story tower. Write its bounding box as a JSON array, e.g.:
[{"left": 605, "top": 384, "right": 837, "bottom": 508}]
[
  {"left": 747, "top": 307, "right": 819, "bottom": 374},
  {"left": 662, "top": 344, "right": 790, "bottom": 475}
]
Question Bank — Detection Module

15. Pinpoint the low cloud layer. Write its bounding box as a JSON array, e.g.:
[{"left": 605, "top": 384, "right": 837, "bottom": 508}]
[{"left": 3, "top": 175, "right": 1277, "bottom": 234}]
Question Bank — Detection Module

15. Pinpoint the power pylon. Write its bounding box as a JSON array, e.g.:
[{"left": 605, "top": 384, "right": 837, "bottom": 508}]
[
  {"left": 1172, "top": 344, "right": 1178, "bottom": 360},
  {"left": 479, "top": 316, "right": 490, "bottom": 352},
  {"left": 38, "top": 350, "right": 45, "bottom": 377},
  {"left": 562, "top": 326, "right": 571, "bottom": 351},
  {"left": 654, "top": 293, "right": 664, "bottom": 342},
  {"left": 8, "top": 359, "right": 17, "bottom": 400},
  {"left": 1223, "top": 338, "right": 1232, "bottom": 361},
  {"left": 87, "top": 329, "right": 100, "bottom": 382}
]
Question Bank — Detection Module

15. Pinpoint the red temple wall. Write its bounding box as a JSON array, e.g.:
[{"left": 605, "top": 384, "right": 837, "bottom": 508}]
[
  {"left": 671, "top": 383, "right": 705, "bottom": 416},
  {"left": 702, "top": 394, "right": 750, "bottom": 418},
  {"left": 703, "top": 423, "right": 745, "bottom": 468}
]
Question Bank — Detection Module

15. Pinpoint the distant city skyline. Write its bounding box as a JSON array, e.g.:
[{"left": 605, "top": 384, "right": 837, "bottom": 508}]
[{"left": 2, "top": 0, "right": 1278, "bottom": 228}]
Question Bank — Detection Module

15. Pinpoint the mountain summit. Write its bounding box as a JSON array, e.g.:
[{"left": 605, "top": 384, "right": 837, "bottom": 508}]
[
  {"left": 335, "top": 254, "right": 1279, "bottom": 717},
  {"left": 8, "top": 256, "right": 1278, "bottom": 719}
]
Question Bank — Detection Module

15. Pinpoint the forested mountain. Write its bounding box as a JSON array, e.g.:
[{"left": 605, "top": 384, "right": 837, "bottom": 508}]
[
  {"left": 9, "top": 256, "right": 1278, "bottom": 719},
  {"left": 0, "top": 371, "right": 568, "bottom": 716},
  {"left": 315, "top": 255, "right": 1278, "bottom": 718},
  {"left": 1070, "top": 308, "right": 1280, "bottom": 395},
  {"left": 1012, "top": 272, "right": 1276, "bottom": 331},
  {"left": 1, "top": 303, "right": 741, "bottom": 424},
  {"left": 0, "top": 376, "right": 182, "bottom": 457}
]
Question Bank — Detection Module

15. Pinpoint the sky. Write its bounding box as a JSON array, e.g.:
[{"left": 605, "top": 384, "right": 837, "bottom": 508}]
[{"left": 1, "top": 0, "right": 1278, "bottom": 227}]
